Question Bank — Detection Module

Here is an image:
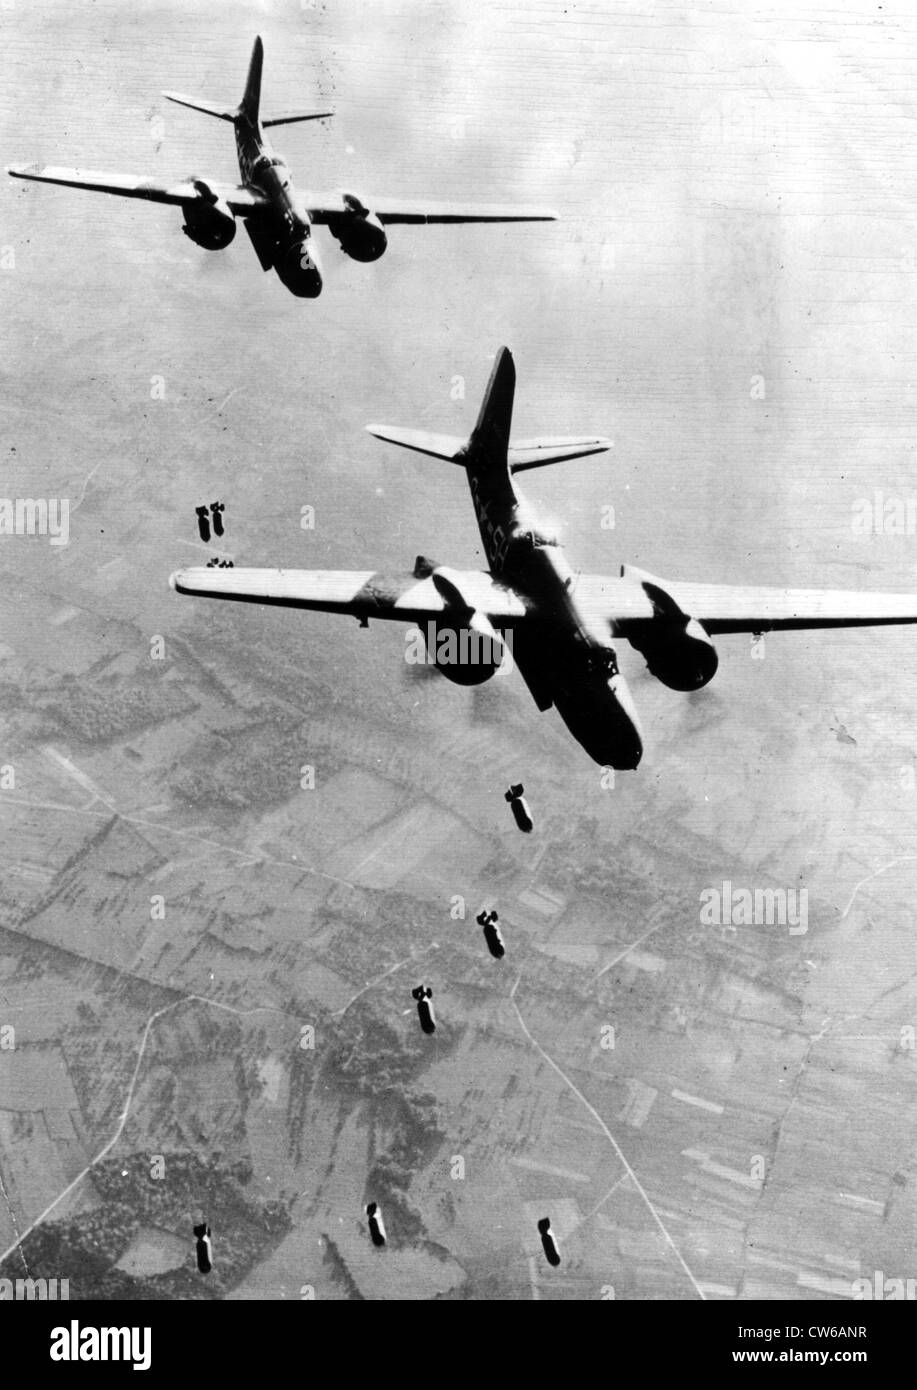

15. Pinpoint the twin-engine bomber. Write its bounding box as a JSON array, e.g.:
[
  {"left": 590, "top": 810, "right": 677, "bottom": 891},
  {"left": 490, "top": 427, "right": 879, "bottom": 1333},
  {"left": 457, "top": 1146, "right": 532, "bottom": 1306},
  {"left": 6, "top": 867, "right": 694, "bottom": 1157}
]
[
  {"left": 171, "top": 348, "right": 917, "bottom": 770},
  {"left": 8, "top": 36, "right": 556, "bottom": 299}
]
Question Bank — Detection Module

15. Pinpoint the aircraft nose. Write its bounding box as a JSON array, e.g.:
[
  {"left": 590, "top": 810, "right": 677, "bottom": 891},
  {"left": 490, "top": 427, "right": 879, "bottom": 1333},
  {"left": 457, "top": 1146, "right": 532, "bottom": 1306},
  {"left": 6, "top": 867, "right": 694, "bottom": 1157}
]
[
  {"left": 614, "top": 734, "right": 643, "bottom": 770},
  {"left": 608, "top": 670, "right": 643, "bottom": 736},
  {"left": 554, "top": 668, "right": 645, "bottom": 770},
  {"left": 603, "top": 671, "right": 644, "bottom": 769},
  {"left": 276, "top": 239, "right": 323, "bottom": 297}
]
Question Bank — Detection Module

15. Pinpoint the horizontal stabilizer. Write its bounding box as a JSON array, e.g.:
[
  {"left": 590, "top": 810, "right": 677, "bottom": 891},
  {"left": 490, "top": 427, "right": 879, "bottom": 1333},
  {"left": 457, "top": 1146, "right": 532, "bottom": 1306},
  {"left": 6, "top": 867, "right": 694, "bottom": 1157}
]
[
  {"left": 366, "top": 423, "right": 612, "bottom": 472},
  {"left": 262, "top": 110, "right": 334, "bottom": 127},
  {"left": 364, "top": 426, "right": 467, "bottom": 462},
  {"left": 162, "top": 91, "right": 239, "bottom": 121},
  {"left": 508, "top": 435, "right": 612, "bottom": 472}
]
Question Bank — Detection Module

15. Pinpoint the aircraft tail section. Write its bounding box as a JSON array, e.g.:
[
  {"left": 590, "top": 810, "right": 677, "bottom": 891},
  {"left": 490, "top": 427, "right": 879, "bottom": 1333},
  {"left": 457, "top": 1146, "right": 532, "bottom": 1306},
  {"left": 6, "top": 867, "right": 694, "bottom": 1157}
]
[
  {"left": 462, "top": 349, "right": 520, "bottom": 573},
  {"left": 508, "top": 435, "right": 612, "bottom": 471},
  {"left": 364, "top": 426, "right": 611, "bottom": 474},
  {"left": 160, "top": 35, "right": 261, "bottom": 123},
  {"left": 240, "top": 35, "right": 264, "bottom": 123},
  {"left": 364, "top": 350, "right": 516, "bottom": 481},
  {"left": 262, "top": 110, "right": 334, "bottom": 128},
  {"left": 163, "top": 40, "right": 331, "bottom": 131},
  {"left": 468, "top": 346, "right": 516, "bottom": 466},
  {"left": 363, "top": 426, "right": 467, "bottom": 462},
  {"left": 366, "top": 349, "right": 612, "bottom": 573},
  {"left": 161, "top": 92, "right": 238, "bottom": 122},
  {"left": 162, "top": 36, "right": 264, "bottom": 125}
]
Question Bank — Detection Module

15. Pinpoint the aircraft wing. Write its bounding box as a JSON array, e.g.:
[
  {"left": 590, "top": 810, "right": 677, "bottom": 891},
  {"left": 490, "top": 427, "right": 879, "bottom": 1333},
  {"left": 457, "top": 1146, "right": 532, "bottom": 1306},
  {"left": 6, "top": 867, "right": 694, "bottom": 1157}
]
[
  {"left": 7, "top": 164, "right": 269, "bottom": 218},
  {"left": 575, "top": 569, "right": 917, "bottom": 635},
  {"left": 170, "top": 566, "right": 529, "bottom": 625},
  {"left": 306, "top": 192, "right": 557, "bottom": 224}
]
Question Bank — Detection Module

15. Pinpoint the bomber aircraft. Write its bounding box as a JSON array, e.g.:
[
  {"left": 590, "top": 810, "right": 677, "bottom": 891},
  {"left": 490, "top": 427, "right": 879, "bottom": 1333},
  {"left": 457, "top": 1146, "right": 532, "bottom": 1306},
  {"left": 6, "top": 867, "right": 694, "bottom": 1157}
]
[
  {"left": 170, "top": 347, "right": 917, "bottom": 770},
  {"left": 8, "top": 36, "right": 557, "bottom": 299}
]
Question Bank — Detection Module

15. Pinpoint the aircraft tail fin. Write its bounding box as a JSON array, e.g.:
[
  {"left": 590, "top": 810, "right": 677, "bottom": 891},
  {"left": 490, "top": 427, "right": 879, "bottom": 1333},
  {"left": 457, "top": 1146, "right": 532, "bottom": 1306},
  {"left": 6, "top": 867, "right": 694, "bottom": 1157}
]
[
  {"left": 468, "top": 347, "right": 515, "bottom": 464},
  {"left": 240, "top": 35, "right": 264, "bottom": 122}
]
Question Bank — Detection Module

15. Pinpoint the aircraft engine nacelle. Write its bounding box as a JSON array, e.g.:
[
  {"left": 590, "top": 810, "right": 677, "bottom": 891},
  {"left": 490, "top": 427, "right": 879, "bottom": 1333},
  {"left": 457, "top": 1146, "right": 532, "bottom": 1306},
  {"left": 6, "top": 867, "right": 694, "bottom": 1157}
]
[
  {"left": 328, "top": 194, "right": 388, "bottom": 262},
  {"left": 180, "top": 194, "right": 237, "bottom": 250},
  {"left": 423, "top": 616, "right": 506, "bottom": 685},
  {"left": 628, "top": 617, "right": 719, "bottom": 692}
]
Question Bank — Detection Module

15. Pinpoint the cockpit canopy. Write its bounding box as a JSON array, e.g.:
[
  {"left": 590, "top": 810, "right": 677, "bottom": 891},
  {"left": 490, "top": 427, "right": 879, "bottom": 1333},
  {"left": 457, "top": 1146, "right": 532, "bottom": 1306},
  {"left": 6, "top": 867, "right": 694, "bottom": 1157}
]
[
  {"left": 252, "top": 152, "right": 291, "bottom": 187},
  {"left": 516, "top": 527, "right": 559, "bottom": 549},
  {"left": 584, "top": 646, "right": 619, "bottom": 676}
]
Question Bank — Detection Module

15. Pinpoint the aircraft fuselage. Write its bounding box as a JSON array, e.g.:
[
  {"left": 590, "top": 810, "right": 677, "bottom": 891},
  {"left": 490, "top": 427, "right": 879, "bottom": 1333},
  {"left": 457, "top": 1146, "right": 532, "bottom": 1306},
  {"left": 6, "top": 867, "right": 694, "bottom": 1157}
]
[
  {"left": 466, "top": 460, "right": 644, "bottom": 770},
  {"left": 235, "top": 113, "right": 323, "bottom": 297}
]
